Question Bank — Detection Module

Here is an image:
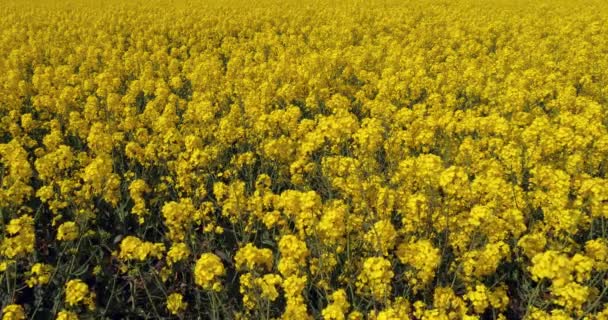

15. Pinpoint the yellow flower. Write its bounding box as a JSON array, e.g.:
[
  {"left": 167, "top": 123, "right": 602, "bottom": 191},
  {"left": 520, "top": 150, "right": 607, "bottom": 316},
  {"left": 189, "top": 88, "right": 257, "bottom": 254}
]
[
  {"left": 56, "top": 221, "right": 79, "bottom": 241},
  {"left": 161, "top": 198, "right": 198, "bottom": 241},
  {"left": 194, "top": 252, "right": 225, "bottom": 291},
  {"left": 461, "top": 241, "right": 510, "bottom": 280},
  {"left": 464, "top": 285, "right": 489, "bottom": 314},
  {"left": 117, "top": 236, "right": 165, "bottom": 262},
  {"left": 396, "top": 240, "right": 441, "bottom": 291},
  {"left": 239, "top": 273, "right": 256, "bottom": 310},
  {"left": 1, "top": 215, "right": 35, "bottom": 258},
  {"left": 585, "top": 239, "right": 608, "bottom": 271},
  {"left": 92, "top": 265, "right": 102, "bottom": 275},
  {"left": 5, "top": 0, "right": 608, "bottom": 318},
  {"left": 129, "top": 179, "right": 150, "bottom": 223},
  {"left": 254, "top": 274, "right": 283, "bottom": 301},
  {"left": 166, "top": 293, "right": 187, "bottom": 315},
  {"left": 364, "top": 219, "right": 398, "bottom": 256},
  {"left": 517, "top": 232, "right": 547, "bottom": 259},
  {"left": 166, "top": 242, "right": 190, "bottom": 266},
  {"left": 322, "top": 289, "right": 350, "bottom": 320},
  {"left": 318, "top": 200, "right": 348, "bottom": 247},
  {"left": 487, "top": 285, "right": 509, "bottom": 311},
  {"left": 65, "top": 279, "right": 90, "bottom": 307},
  {"left": 26, "top": 263, "right": 54, "bottom": 287},
  {"left": 234, "top": 243, "right": 274, "bottom": 271},
  {"left": 356, "top": 257, "right": 394, "bottom": 301},
  {"left": 1, "top": 305, "right": 25, "bottom": 320},
  {"left": 56, "top": 310, "right": 78, "bottom": 320},
  {"left": 0, "top": 261, "right": 11, "bottom": 272},
  {"left": 282, "top": 275, "right": 311, "bottom": 319},
  {"left": 278, "top": 235, "right": 308, "bottom": 277}
]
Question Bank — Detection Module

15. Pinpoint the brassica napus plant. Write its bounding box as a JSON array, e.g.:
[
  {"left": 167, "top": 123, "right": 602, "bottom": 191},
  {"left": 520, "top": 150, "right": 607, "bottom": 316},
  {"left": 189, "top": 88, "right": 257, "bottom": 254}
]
[{"left": 1, "top": 0, "right": 608, "bottom": 318}]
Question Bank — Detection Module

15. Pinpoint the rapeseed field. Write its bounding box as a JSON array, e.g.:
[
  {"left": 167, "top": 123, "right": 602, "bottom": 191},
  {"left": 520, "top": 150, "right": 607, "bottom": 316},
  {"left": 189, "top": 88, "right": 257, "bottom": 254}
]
[{"left": 1, "top": 0, "right": 608, "bottom": 319}]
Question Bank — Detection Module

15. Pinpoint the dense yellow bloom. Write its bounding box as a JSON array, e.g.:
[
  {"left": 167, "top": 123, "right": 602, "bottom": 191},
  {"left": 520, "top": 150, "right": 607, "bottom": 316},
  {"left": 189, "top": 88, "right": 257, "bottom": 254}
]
[
  {"left": 396, "top": 240, "right": 441, "bottom": 291},
  {"left": 517, "top": 232, "right": 547, "bottom": 259},
  {"left": 1, "top": 305, "right": 25, "bottom": 320},
  {"left": 370, "top": 299, "right": 410, "bottom": 320},
  {"left": 0, "top": 140, "right": 34, "bottom": 208},
  {"left": 255, "top": 273, "right": 283, "bottom": 301},
  {"left": 166, "top": 242, "right": 190, "bottom": 266},
  {"left": 432, "top": 287, "right": 467, "bottom": 319},
  {"left": 239, "top": 273, "right": 256, "bottom": 310},
  {"left": 487, "top": 285, "right": 509, "bottom": 312},
  {"left": 318, "top": 200, "right": 348, "bottom": 248},
  {"left": 56, "top": 221, "right": 79, "bottom": 241},
  {"left": 1, "top": 215, "right": 35, "bottom": 259},
  {"left": 528, "top": 307, "right": 576, "bottom": 320},
  {"left": 530, "top": 251, "right": 575, "bottom": 287},
  {"left": 282, "top": 275, "right": 311, "bottom": 319},
  {"left": 234, "top": 243, "right": 274, "bottom": 271},
  {"left": 1, "top": 0, "right": 608, "bottom": 318},
  {"left": 464, "top": 285, "right": 489, "bottom": 314},
  {"left": 166, "top": 293, "right": 187, "bottom": 315},
  {"left": 277, "top": 190, "right": 322, "bottom": 237},
  {"left": 461, "top": 241, "right": 510, "bottom": 280},
  {"left": 322, "top": 289, "right": 350, "bottom": 320},
  {"left": 357, "top": 257, "right": 394, "bottom": 300},
  {"left": 129, "top": 179, "right": 150, "bottom": 224},
  {"left": 161, "top": 198, "right": 198, "bottom": 241},
  {"left": 239, "top": 272, "right": 283, "bottom": 310},
  {"left": 117, "top": 236, "right": 165, "bottom": 262},
  {"left": 26, "top": 263, "right": 54, "bottom": 287},
  {"left": 65, "top": 279, "right": 95, "bottom": 310},
  {"left": 364, "top": 219, "right": 398, "bottom": 256},
  {"left": 81, "top": 154, "right": 115, "bottom": 202},
  {"left": 56, "top": 310, "right": 78, "bottom": 320},
  {"left": 529, "top": 250, "right": 597, "bottom": 311},
  {"left": 585, "top": 239, "right": 608, "bottom": 271},
  {"left": 278, "top": 235, "right": 309, "bottom": 277},
  {"left": 194, "top": 253, "right": 225, "bottom": 291},
  {"left": 439, "top": 166, "right": 470, "bottom": 197}
]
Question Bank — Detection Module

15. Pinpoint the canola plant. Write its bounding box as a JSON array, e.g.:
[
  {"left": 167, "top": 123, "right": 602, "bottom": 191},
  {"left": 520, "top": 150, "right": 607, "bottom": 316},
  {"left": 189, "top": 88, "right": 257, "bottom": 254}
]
[{"left": 1, "top": 0, "right": 608, "bottom": 319}]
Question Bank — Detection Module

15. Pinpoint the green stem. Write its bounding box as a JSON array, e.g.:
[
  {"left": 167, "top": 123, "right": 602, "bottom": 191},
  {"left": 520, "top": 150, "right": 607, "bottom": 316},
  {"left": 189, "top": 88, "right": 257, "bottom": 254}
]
[
  {"left": 522, "top": 281, "right": 543, "bottom": 319},
  {"left": 102, "top": 272, "right": 119, "bottom": 317},
  {"left": 140, "top": 270, "right": 161, "bottom": 318},
  {"left": 209, "top": 291, "right": 220, "bottom": 320},
  {"left": 580, "top": 282, "right": 608, "bottom": 318}
]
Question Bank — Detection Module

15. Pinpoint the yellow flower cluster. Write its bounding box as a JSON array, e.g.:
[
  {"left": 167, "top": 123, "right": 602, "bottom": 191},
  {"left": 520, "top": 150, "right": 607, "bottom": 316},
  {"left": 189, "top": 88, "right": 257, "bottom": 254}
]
[
  {"left": 166, "top": 242, "right": 190, "bottom": 266},
  {"left": 396, "top": 240, "right": 441, "bottom": 292},
  {"left": 322, "top": 289, "right": 351, "bottom": 320},
  {"left": 239, "top": 272, "right": 283, "bottom": 311},
  {"left": 128, "top": 179, "right": 150, "bottom": 224},
  {"left": 255, "top": 274, "right": 283, "bottom": 302},
  {"left": 161, "top": 198, "right": 199, "bottom": 242},
  {"left": 0, "top": 141, "right": 33, "bottom": 209},
  {"left": 56, "top": 221, "right": 79, "bottom": 241},
  {"left": 56, "top": 310, "right": 79, "bottom": 320},
  {"left": 193, "top": 253, "right": 225, "bottom": 291},
  {"left": 65, "top": 279, "right": 95, "bottom": 310},
  {"left": 530, "top": 251, "right": 596, "bottom": 312},
  {"left": 1, "top": 215, "right": 35, "bottom": 259},
  {"left": 166, "top": 293, "right": 187, "bottom": 315},
  {"left": 364, "top": 219, "right": 398, "bottom": 256},
  {"left": 1, "top": 305, "right": 25, "bottom": 320},
  {"left": 1, "top": 0, "right": 608, "bottom": 318},
  {"left": 278, "top": 235, "right": 309, "bottom": 277},
  {"left": 234, "top": 243, "right": 274, "bottom": 271},
  {"left": 117, "top": 236, "right": 165, "bottom": 262},
  {"left": 357, "top": 257, "right": 394, "bottom": 301},
  {"left": 26, "top": 263, "right": 54, "bottom": 287}
]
